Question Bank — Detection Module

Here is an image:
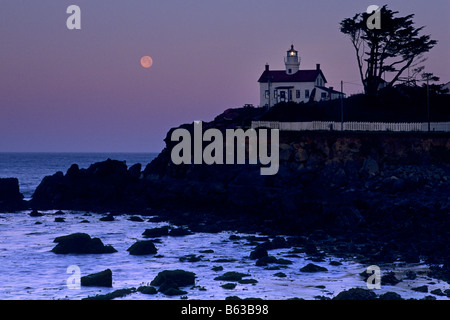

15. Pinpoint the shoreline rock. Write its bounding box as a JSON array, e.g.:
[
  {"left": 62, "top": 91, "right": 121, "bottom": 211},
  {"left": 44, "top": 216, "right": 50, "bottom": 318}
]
[
  {"left": 51, "top": 233, "right": 117, "bottom": 254},
  {"left": 81, "top": 269, "right": 113, "bottom": 287},
  {"left": 0, "top": 178, "right": 25, "bottom": 212},
  {"left": 127, "top": 240, "right": 157, "bottom": 255}
]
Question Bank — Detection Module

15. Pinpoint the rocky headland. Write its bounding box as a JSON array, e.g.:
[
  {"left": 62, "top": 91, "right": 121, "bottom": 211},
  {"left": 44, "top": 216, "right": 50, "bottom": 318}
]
[{"left": 4, "top": 106, "right": 450, "bottom": 282}]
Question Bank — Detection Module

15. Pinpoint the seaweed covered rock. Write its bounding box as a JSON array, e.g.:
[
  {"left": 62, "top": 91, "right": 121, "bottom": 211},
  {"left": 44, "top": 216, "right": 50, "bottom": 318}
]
[{"left": 51, "top": 233, "right": 117, "bottom": 254}]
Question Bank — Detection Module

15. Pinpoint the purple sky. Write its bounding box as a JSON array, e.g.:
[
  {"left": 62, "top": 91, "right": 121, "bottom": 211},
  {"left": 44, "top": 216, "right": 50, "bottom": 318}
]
[{"left": 1, "top": 0, "right": 449, "bottom": 152}]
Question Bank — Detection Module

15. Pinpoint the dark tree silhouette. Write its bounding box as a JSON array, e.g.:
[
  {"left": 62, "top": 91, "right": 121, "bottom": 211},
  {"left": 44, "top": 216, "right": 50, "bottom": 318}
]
[{"left": 340, "top": 5, "right": 437, "bottom": 95}]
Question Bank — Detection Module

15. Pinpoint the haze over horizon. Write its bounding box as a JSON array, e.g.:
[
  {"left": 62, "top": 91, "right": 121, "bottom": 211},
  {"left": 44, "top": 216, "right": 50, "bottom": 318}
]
[{"left": 1, "top": 0, "right": 449, "bottom": 153}]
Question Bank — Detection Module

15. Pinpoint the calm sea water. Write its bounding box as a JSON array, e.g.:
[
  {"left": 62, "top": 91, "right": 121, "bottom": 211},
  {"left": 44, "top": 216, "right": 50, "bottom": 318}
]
[
  {"left": 0, "top": 153, "right": 158, "bottom": 199},
  {"left": 0, "top": 153, "right": 448, "bottom": 300}
]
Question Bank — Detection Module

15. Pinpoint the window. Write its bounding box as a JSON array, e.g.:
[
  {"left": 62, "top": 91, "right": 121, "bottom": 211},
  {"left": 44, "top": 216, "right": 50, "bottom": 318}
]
[
  {"left": 305, "top": 90, "right": 310, "bottom": 98},
  {"left": 289, "top": 90, "right": 292, "bottom": 101},
  {"left": 288, "top": 68, "right": 292, "bottom": 74},
  {"left": 265, "top": 90, "right": 270, "bottom": 99},
  {"left": 296, "top": 90, "right": 300, "bottom": 99},
  {"left": 317, "top": 77, "right": 323, "bottom": 86},
  {"left": 321, "top": 92, "right": 327, "bottom": 99}
]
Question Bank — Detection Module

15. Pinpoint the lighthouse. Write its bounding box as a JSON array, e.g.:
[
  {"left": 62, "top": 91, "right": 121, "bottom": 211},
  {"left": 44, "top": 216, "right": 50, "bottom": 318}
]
[{"left": 284, "top": 44, "right": 300, "bottom": 75}]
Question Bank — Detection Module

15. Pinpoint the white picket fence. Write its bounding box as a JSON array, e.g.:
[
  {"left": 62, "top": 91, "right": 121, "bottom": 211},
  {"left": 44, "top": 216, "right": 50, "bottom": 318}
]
[{"left": 251, "top": 121, "right": 450, "bottom": 132}]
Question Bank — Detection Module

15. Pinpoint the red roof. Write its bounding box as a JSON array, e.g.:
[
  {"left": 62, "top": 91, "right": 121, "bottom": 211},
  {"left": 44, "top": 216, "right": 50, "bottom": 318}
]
[{"left": 258, "top": 69, "right": 327, "bottom": 84}]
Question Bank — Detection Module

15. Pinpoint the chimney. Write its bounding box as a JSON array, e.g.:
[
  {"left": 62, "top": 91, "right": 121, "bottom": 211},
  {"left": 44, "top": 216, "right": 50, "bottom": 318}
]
[
  {"left": 265, "top": 64, "right": 269, "bottom": 72},
  {"left": 316, "top": 63, "right": 320, "bottom": 70}
]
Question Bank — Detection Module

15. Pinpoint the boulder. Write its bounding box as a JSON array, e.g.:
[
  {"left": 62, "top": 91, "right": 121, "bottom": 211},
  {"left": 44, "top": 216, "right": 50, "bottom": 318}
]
[
  {"left": 150, "top": 270, "right": 195, "bottom": 296},
  {"left": 221, "top": 283, "right": 237, "bottom": 289},
  {"left": 412, "top": 285, "right": 428, "bottom": 293},
  {"left": 81, "top": 269, "right": 113, "bottom": 287},
  {"left": 127, "top": 240, "right": 157, "bottom": 255},
  {"left": 378, "top": 292, "right": 403, "bottom": 300},
  {"left": 142, "top": 226, "right": 170, "bottom": 238},
  {"left": 333, "top": 288, "right": 377, "bottom": 300},
  {"left": 29, "top": 209, "right": 44, "bottom": 217},
  {"left": 150, "top": 270, "right": 196, "bottom": 287},
  {"left": 430, "top": 289, "right": 445, "bottom": 296},
  {"left": 137, "top": 286, "right": 158, "bottom": 295},
  {"left": 381, "top": 272, "right": 401, "bottom": 285},
  {"left": 51, "top": 233, "right": 117, "bottom": 254},
  {"left": 249, "top": 247, "right": 268, "bottom": 260},
  {"left": 214, "top": 272, "right": 250, "bottom": 282},
  {"left": 300, "top": 263, "right": 328, "bottom": 273},
  {"left": 360, "top": 158, "right": 379, "bottom": 177}
]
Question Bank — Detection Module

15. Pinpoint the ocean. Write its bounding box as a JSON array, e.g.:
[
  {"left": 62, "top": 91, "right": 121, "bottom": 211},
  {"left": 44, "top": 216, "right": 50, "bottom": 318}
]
[{"left": 0, "top": 153, "right": 448, "bottom": 300}]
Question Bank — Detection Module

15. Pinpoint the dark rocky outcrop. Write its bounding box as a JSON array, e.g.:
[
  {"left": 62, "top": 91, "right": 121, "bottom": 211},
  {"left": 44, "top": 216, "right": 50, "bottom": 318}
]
[
  {"left": 378, "top": 292, "right": 403, "bottom": 300},
  {"left": 28, "top": 106, "right": 450, "bottom": 267},
  {"left": 137, "top": 286, "right": 158, "bottom": 295},
  {"left": 381, "top": 272, "right": 401, "bottom": 285},
  {"left": 333, "top": 288, "right": 377, "bottom": 300},
  {"left": 51, "top": 233, "right": 117, "bottom": 254},
  {"left": 31, "top": 159, "right": 146, "bottom": 212},
  {"left": 412, "top": 285, "right": 428, "bottom": 293},
  {"left": 83, "top": 288, "right": 136, "bottom": 300},
  {"left": 249, "top": 247, "right": 268, "bottom": 260},
  {"left": 81, "top": 269, "right": 113, "bottom": 287},
  {"left": 0, "top": 178, "right": 25, "bottom": 212},
  {"left": 151, "top": 270, "right": 196, "bottom": 287},
  {"left": 300, "top": 263, "right": 328, "bottom": 273},
  {"left": 29, "top": 209, "right": 43, "bottom": 217},
  {"left": 150, "top": 269, "right": 196, "bottom": 296},
  {"left": 142, "top": 226, "right": 170, "bottom": 238},
  {"left": 214, "top": 272, "right": 250, "bottom": 282},
  {"left": 127, "top": 240, "right": 157, "bottom": 255}
]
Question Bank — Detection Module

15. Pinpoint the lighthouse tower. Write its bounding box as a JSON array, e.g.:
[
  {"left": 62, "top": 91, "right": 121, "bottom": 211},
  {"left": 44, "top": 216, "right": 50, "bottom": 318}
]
[{"left": 285, "top": 44, "right": 300, "bottom": 75}]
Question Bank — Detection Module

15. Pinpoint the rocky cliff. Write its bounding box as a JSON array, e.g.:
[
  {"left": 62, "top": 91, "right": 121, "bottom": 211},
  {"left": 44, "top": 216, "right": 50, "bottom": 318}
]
[
  {"left": 0, "top": 178, "right": 25, "bottom": 211},
  {"left": 30, "top": 107, "right": 450, "bottom": 265}
]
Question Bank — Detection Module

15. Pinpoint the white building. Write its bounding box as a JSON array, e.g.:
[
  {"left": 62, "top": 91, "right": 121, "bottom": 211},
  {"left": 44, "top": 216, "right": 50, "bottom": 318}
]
[{"left": 258, "top": 45, "right": 345, "bottom": 108}]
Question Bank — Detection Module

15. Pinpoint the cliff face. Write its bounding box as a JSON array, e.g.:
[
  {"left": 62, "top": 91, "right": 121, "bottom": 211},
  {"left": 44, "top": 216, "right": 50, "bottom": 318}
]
[
  {"left": 138, "top": 128, "right": 450, "bottom": 263},
  {"left": 140, "top": 128, "right": 450, "bottom": 222}
]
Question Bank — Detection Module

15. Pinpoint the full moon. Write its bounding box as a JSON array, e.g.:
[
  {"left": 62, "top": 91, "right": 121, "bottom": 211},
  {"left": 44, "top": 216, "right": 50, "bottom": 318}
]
[{"left": 140, "top": 56, "right": 153, "bottom": 68}]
